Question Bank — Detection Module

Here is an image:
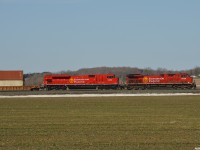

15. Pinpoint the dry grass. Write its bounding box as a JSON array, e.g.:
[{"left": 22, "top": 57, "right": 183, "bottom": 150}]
[{"left": 0, "top": 96, "right": 200, "bottom": 150}]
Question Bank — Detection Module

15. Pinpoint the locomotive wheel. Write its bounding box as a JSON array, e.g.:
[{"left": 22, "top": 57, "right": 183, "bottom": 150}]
[
  {"left": 141, "top": 86, "right": 147, "bottom": 90},
  {"left": 172, "top": 85, "right": 177, "bottom": 89},
  {"left": 127, "top": 87, "right": 133, "bottom": 90}
]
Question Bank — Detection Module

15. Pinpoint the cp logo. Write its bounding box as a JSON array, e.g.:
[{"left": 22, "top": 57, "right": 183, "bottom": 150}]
[
  {"left": 143, "top": 77, "right": 149, "bottom": 83},
  {"left": 69, "top": 78, "right": 74, "bottom": 84}
]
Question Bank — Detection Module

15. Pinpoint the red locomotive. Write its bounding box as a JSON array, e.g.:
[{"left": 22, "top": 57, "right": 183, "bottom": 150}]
[
  {"left": 43, "top": 74, "right": 119, "bottom": 90},
  {"left": 126, "top": 73, "right": 196, "bottom": 90},
  {"left": 42, "top": 73, "right": 196, "bottom": 90}
]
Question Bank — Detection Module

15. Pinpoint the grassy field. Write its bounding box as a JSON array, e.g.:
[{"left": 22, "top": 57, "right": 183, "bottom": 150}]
[{"left": 0, "top": 96, "right": 200, "bottom": 150}]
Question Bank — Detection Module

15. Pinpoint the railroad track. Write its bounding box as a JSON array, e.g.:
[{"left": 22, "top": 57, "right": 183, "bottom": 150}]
[{"left": 0, "top": 88, "right": 200, "bottom": 96}]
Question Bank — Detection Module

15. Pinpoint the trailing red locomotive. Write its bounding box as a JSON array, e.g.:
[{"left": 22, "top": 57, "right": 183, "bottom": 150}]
[
  {"left": 126, "top": 73, "right": 196, "bottom": 90},
  {"left": 42, "top": 74, "right": 119, "bottom": 90}
]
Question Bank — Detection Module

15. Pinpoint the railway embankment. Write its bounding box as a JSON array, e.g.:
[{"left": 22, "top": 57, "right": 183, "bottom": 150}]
[{"left": 0, "top": 89, "right": 200, "bottom": 96}]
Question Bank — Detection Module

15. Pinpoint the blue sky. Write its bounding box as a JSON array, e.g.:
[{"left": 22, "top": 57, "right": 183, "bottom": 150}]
[{"left": 0, "top": 0, "right": 199, "bottom": 73}]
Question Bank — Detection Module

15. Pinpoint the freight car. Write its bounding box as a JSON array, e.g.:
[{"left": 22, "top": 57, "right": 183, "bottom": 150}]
[
  {"left": 42, "top": 74, "right": 120, "bottom": 90},
  {"left": 126, "top": 73, "right": 196, "bottom": 90},
  {"left": 0, "top": 70, "right": 39, "bottom": 91},
  {"left": 0, "top": 86, "right": 39, "bottom": 91}
]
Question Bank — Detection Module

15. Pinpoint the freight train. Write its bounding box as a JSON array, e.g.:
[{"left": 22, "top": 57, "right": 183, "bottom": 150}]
[
  {"left": 41, "top": 73, "right": 196, "bottom": 90},
  {"left": 0, "top": 71, "right": 196, "bottom": 91}
]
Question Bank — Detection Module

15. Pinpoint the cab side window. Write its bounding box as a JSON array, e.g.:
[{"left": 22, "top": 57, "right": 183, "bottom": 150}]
[
  {"left": 181, "top": 75, "right": 187, "bottom": 78},
  {"left": 107, "top": 76, "right": 114, "bottom": 79}
]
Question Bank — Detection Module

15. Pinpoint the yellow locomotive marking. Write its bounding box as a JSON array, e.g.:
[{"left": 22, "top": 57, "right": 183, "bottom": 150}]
[
  {"left": 143, "top": 77, "right": 149, "bottom": 83},
  {"left": 69, "top": 78, "right": 74, "bottom": 84}
]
